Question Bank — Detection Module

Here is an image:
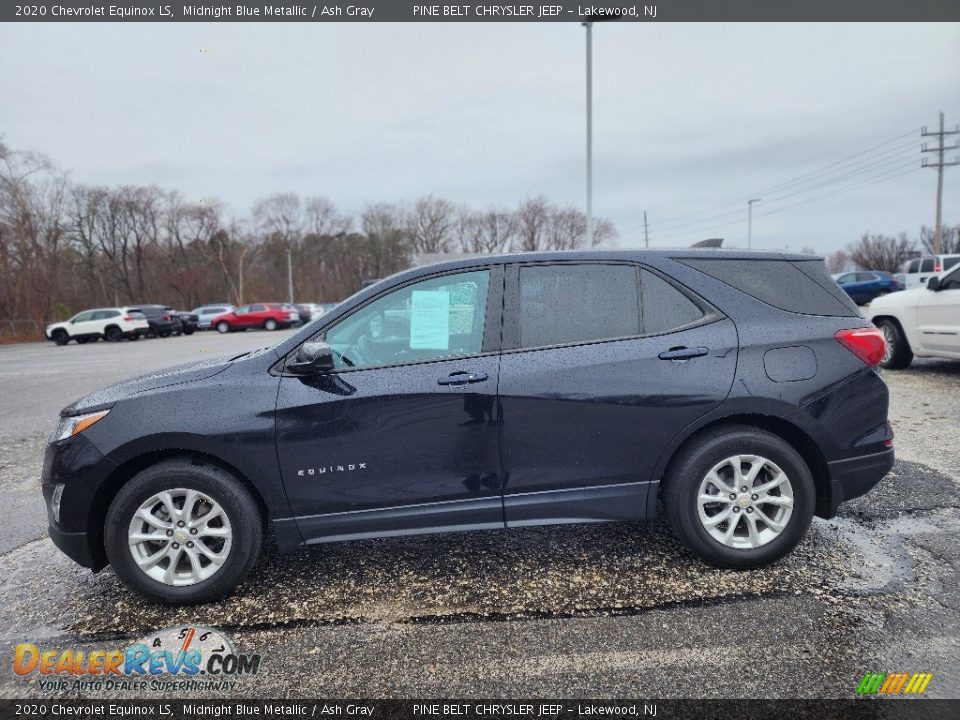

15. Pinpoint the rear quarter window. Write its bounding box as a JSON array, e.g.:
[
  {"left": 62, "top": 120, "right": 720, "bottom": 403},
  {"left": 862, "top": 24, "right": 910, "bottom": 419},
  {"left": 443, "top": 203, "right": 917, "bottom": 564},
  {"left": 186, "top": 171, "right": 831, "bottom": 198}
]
[{"left": 680, "top": 258, "right": 859, "bottom": 317}]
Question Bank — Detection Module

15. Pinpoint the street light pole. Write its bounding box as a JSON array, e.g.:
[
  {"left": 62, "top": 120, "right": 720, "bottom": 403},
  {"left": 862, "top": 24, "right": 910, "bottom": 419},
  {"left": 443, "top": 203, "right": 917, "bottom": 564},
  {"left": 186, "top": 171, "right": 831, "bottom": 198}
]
[
  {"left": 747, "top": 198, "right": 761, "bottom": 249},
  {"left": 584, "top": 21, "right": 593, "bottom": 246},
  {"left": 286, "top": 247, "right": 294, "bottom": 304}
]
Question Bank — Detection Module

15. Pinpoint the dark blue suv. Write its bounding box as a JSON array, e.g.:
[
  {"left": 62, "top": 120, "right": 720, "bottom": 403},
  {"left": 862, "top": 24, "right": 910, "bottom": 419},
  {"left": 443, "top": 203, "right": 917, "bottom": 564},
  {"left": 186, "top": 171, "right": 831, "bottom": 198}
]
[
  {"left": 42, "top": 250, "right": 894, "bottom": 604},
  {"left": 832, "top": 270, "right": 903, "bottom": 305}
]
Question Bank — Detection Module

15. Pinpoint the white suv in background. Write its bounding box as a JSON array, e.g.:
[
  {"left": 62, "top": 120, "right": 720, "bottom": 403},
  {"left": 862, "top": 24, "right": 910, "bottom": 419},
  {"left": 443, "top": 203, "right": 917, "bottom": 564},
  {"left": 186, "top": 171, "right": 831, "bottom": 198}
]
[
  {"left": 869, "top": 264, "right": 960, "bottom": 369},
  {"left": 45, "top": 308, "right": 150, "bottom": 346},
  {"left": 896, "top": 254, "right": 960, "bottom": 290}
]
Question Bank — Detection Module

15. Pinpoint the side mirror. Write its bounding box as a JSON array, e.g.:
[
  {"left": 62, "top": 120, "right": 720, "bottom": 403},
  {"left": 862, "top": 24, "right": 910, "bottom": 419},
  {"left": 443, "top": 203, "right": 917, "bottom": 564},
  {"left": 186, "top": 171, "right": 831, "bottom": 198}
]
[
  {"left": 288, "top": 341, "right": 335, "bottom": 375},
  {"left": 927, "top": 276, "right": 941, "bottom": 291}
]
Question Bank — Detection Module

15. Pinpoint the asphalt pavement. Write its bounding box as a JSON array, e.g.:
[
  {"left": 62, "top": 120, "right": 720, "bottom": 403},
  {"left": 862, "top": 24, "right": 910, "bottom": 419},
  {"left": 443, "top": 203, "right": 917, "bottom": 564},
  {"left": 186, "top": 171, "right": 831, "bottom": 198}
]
[{"left": 0, "top": 332, "right": 958, "bottom": 698}]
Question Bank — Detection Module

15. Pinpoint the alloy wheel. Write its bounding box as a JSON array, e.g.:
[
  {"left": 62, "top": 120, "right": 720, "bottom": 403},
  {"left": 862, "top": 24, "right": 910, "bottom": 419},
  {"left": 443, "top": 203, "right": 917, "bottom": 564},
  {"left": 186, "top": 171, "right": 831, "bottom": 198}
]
[
  {"left": 880, "top": 323, "right": 895, "bottom": 364},
  {"left": 127, "top": 488, "right": 233, "bottom": 586},
  {"left": 696, "top": 454, "right": 794, "bottom": 549}
]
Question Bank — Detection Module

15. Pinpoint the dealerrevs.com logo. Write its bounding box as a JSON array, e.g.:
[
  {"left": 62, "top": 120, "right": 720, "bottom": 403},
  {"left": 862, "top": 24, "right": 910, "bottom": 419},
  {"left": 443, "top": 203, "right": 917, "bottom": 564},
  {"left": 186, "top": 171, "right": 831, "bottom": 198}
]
[{"left": 13, "top": 625, "right": 260, "bottom": 693}]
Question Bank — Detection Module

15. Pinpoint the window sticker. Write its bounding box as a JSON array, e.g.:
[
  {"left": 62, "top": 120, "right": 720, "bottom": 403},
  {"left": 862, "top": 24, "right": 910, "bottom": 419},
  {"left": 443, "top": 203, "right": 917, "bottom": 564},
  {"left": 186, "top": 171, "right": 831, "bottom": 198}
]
[{"left": 409, "top": 290, "right": 450, "bottom": 349}]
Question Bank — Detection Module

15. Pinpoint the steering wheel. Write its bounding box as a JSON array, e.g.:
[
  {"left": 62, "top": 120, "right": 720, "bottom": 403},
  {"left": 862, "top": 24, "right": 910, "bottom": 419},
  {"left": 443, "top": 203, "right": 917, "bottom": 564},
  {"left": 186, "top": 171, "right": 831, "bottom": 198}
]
[{"left": 344, "top": 334, "right": 375, "bottom": 367}]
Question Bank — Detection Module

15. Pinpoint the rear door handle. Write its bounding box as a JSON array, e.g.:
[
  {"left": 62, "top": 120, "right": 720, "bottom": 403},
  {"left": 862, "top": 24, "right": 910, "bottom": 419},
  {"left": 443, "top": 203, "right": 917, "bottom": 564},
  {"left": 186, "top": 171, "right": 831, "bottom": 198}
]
[
  {"left": 658, "top": 346, "right": 709, "bottom": 361},
  {"left": 438, "top": 371, "right": 489, "bottom": 386}
]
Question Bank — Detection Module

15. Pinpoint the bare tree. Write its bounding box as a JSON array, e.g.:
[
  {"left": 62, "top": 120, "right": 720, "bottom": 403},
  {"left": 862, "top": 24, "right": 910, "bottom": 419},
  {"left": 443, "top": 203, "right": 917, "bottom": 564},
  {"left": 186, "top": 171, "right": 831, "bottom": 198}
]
[
  {"left": 456, "top": 207, "right": 517, "bottom": 253},
  {"left": 848, "top": 233, "right": 915, "bottom": 272},
  {"left": 825, "top": 249, "right": 852, "bottom": 274},
  {"left": 919, "top": 224, "right": 960, "bottom": 255},
  {"left": 405, "top": 195, "right": 457, "bottom": 254}
]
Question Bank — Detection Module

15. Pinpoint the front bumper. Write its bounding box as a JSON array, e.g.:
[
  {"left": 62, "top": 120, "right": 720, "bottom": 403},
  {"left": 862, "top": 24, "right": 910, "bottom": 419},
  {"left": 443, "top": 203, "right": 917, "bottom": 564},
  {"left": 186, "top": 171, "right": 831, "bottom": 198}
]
[
  {"left": 41, "top": 434, "right": 115, "bottom": 571},
  {"left": 820, "top": 446, "right": 895, "bottom": 518}
]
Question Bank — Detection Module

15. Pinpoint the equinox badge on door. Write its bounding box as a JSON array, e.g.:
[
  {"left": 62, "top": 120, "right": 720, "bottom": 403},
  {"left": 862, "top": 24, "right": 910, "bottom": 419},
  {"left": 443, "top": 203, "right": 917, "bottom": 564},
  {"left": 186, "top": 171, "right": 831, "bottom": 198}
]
[{"left": 297, "top": 463, "right": 368, "bottom": 477}]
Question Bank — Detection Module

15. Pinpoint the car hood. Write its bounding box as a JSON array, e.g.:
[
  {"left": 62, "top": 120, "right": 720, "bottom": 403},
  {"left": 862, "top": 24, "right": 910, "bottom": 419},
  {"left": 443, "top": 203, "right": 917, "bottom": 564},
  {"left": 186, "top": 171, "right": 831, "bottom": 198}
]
[
  {"left": 60, "top": 355, "right": 234, "bottom": 416},
  {"left": 869, "top": 287, "right": 924, "bottom": 313}
]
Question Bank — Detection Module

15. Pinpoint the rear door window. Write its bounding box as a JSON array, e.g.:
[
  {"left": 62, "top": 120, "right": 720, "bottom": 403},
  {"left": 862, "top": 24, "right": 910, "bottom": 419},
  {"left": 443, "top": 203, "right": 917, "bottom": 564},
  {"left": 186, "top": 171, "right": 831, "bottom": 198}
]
[
  {"left": 943, "top": 257, "right": 960, "bottom": 271},
  {"left": 921, "top": 258, "right": 935, "bottom": 272},
  {"left": 518, "top": 264, "right": 639, "bottom": 348},
  {"left": 907, "top": 260, "right": 920, "bottom": 273},
  {"left": 641, "top": 270, "right": 705, "bottom": 334}
]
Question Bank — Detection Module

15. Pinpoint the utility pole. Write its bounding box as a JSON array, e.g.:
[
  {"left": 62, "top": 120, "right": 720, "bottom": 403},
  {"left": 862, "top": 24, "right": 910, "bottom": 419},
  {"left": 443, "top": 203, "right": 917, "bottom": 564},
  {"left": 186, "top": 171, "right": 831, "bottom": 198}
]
[
  {"left": 747, "top": 198, "right": 761, "bottom": 249},
  {"left": 643, "top": 210, "right": 649, "bottom": 248},
  {"left": 583, "top": 21, "right": 593, "bottom": 246},
  {"left": 922, "top": 112, "right": 960, "bottom": 255},
  {"left": 286, "top": 247, "right": 294, "bottom": 304}
]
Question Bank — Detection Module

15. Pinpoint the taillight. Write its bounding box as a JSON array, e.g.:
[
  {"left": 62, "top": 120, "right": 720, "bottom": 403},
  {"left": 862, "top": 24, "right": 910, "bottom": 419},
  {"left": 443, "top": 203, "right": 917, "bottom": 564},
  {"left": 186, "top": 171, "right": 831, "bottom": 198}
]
[
  {"left": 123, "top": 315, "right": 131, "bottom": 321},
  {"left": 163, "top": 314, "right": 170, "bottom": 320},
  {"left": 934, "top": 261, "right": 942, "bottom": 273},
  {"left": 835, "top": 327, "right": 886, "bottom": 367}
]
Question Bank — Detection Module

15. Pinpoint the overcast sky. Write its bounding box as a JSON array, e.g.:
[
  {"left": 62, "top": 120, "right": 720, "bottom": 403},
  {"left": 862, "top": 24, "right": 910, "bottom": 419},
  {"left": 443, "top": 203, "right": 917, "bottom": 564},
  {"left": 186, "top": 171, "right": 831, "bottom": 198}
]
[{"left": 1, "top": 22, "right": 957, "bottom": 253}]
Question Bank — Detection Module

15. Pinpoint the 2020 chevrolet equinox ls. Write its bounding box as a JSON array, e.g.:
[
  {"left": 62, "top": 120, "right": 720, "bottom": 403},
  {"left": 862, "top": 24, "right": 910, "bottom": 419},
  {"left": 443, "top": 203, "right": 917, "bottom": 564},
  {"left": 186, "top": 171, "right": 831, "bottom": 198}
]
[{"left": 42, "top": 250, "right": 894, "bottom": 604}]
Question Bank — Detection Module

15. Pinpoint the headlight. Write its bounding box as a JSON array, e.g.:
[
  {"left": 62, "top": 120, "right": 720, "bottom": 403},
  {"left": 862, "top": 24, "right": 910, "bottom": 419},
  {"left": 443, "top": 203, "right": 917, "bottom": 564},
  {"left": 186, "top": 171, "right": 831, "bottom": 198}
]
[{"left": 50, "top": 410, "right": 110, "bottom": 443}]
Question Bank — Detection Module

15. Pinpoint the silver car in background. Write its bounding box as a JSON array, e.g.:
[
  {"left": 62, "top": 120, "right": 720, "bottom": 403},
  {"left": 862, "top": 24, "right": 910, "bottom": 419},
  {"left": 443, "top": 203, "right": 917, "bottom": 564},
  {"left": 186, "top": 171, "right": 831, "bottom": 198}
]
[{"left": 190, "top": 304, "right": 236, "bottom": 330}]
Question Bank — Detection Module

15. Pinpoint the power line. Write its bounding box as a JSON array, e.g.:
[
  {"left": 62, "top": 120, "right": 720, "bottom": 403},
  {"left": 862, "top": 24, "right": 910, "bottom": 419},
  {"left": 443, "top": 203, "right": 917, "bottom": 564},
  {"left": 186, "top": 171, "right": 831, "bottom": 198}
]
[
  {"left": 628, "top": 152, "right": 920, "bottom": 241},
  {"left": 632, "top": 126, "right": 921, "bottom": 232},
  {"left": 633, "top": 163, "right": 922, "bottom": 246}
]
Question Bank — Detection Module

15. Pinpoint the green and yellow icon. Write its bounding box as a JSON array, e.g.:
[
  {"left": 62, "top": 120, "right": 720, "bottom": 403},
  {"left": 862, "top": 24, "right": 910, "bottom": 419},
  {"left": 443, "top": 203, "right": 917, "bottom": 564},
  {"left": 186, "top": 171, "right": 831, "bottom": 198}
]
[{"left": 857, "top": 672, "right": 933, "bottom": 695}]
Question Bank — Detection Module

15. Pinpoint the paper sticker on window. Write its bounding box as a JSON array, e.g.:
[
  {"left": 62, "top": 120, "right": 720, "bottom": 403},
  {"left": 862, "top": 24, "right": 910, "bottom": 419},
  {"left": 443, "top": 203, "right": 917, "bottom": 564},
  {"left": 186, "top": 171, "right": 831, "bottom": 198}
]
[{"left": 409, "top": 290, "right": 450, "bottom": 349}]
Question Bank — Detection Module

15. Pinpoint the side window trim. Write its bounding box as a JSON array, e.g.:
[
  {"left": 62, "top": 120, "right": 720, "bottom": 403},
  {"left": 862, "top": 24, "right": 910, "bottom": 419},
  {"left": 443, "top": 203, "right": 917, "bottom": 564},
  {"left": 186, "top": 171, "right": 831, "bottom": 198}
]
[{"left": 282, "top": 264, "right": 504, "bottom": 375}]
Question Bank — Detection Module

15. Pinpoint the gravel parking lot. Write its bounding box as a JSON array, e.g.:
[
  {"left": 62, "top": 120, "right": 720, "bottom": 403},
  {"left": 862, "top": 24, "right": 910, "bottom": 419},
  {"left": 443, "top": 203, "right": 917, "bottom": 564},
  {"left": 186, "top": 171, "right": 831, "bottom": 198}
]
[{"left": 0, "top": 332, "right": 958, "bottom": 698}]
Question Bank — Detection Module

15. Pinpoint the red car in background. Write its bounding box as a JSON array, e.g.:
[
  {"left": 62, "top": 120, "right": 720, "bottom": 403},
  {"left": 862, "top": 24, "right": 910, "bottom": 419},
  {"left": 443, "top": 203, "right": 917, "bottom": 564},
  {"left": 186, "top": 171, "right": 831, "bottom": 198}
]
[{"left": 211, "top": 303, "right": 299, "bottom": 333}]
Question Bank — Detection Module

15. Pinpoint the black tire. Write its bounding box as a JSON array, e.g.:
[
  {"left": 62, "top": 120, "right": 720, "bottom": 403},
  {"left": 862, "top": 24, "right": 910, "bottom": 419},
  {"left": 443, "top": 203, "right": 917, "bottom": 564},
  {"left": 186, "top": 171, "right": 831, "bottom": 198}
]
[
  {"left": 146, "top": 325, "right": 157, "bottom": 339},
  {"left": 216, "top": 321, "right": 230, "bottom": 334},
  {"left": 52, "top": 330, "right": 69, "bottom": 346},
  {"left": 104, "top": 326, "right": 123, "bottom": 342},
  {"left": 264, "top": 319, "right": 278, "bottom": 331},
  {"left": 877, "top": 318, "right": 913, "bottom": 370},
  {"left": 664, "top": 424, "right": 816, "bottom": 569},
  {"left": 183, "top": 327, "right": 195, "bottom": 336},
  {"left": 104, "top": 458, "right": 263, "bottom": 605},
  {"left": 158, "top": 329, "right": 172, "bottom": 338}
]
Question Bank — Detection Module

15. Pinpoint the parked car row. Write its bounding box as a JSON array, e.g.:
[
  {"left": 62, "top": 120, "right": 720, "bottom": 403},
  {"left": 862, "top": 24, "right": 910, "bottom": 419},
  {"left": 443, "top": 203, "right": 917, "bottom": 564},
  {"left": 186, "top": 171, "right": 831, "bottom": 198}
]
[{"left": 46, "top": 301, "right": 340, "bottom": 345}]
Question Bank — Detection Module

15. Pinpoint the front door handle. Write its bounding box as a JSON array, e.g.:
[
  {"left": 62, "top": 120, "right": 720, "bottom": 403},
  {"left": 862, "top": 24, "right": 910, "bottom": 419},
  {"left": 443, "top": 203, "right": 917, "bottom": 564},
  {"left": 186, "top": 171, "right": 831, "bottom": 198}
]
[
  {"left": 658, "top": 346, "right": 709, "bottom": 361},
  {"left": 438, "top": 371, "right": 489, "bottom": 386}
]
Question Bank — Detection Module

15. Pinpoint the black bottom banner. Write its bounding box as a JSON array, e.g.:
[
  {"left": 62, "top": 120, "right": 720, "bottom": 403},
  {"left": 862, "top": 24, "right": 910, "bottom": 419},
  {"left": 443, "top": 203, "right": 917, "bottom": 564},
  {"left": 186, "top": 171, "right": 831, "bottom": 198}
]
[{"left": 1, "top": 700, "right": 957, "bottom": 720}]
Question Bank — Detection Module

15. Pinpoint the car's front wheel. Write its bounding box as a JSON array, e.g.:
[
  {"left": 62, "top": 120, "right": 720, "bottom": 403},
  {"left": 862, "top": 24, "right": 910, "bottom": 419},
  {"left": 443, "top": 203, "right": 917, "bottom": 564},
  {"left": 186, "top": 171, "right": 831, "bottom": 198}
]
[
  {"left": 104, "top": 459, "right": 263, "bottom": 604},
  {"left": 877, "top": 318, "right": 913, "bottom": 370},
  {"left": 264, "top": 319, "right": 278, "bottom": 331},
  {"left": 51, "top": 330, "right": 69, "bottom": 346},
  {"left": 664, "top": 425, "right": 815, "bottom": 569},
  {"left": 104, "top": 326, "right": 123, "bottom": 342},
  {"left": 216, "top": 321, "right": 230, "bottom": 334}
]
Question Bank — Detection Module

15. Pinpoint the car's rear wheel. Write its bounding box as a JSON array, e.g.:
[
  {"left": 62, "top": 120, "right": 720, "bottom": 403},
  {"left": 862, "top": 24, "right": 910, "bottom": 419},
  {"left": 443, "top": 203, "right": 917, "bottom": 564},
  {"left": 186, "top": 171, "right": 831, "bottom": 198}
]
[
  {"left": 104, "top": 459, "right": 263, "bottom": 604},
  {"left": 183, "top": 327, "right": 195, "bottom": 336},
  {"left": 216, "top": 321, "right": 230, "bottom": 334},
  {"left": 264, "top": 319, "right": 278, "bottom": 331},
  {"left": 104, "top": 326, "right": 123, "bottom": 342},
  {"left": 52, "top": 330, "right": 69, "bottom": 346},
  {"left": 877, "top": 318, "right": 913, "bottom": 370},
  {"left": 664, "top": 425, "right": 815, "bottom": 569}
]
